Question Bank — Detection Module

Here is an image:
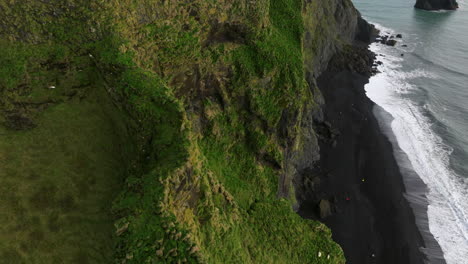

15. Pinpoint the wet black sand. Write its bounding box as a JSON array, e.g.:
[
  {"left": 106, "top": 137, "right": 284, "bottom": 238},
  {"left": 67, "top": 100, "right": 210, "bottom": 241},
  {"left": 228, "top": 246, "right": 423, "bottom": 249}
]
[{"left": 299, "top": 68, "right": 445, "bottom": 263}]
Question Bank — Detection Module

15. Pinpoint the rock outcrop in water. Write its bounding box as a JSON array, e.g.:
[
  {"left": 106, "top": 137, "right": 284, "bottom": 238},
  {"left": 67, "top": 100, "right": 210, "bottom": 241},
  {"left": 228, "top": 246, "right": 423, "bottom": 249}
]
[{"left": 415, "top": 0, "right": 459, "bottom": 10}]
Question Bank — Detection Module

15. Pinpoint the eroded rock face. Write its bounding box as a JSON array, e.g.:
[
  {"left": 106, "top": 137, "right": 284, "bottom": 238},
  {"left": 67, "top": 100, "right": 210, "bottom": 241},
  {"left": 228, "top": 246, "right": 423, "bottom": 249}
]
[
  {"left": 288, "top": 0, "right": 378, "bottom": 206},
  {"left": 415, "top": 0, "right": 458, "bottom": 10}
]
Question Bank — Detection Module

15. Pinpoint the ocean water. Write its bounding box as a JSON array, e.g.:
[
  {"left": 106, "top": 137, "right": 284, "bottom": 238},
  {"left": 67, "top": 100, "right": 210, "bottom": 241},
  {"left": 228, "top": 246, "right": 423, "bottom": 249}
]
[{"left": 352, "top": 0, "right": 468, "bottom": 263}]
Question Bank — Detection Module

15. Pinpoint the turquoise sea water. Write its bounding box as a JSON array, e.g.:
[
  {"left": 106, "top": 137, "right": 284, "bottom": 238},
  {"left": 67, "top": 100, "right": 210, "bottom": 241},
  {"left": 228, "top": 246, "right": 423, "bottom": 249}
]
[{"left": 352, "top": 0, "right": 468, "bottom": 263}]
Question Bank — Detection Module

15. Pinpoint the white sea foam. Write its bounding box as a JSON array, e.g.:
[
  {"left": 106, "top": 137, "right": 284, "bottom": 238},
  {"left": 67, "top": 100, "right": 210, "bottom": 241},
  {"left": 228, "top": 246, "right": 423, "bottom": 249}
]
[
  {"left": 365, "top": 25, "right": 468, "bottom": 264},
  {"left": 372, "top": 22, "right": 396, "bottom": 35}
]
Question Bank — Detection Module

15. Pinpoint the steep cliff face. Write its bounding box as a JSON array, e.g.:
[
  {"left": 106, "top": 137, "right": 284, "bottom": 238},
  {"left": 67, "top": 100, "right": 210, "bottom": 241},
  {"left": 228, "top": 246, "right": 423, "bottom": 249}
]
[
  {"left": 415, "top": 0, "right": 459, "bottom": 10},
  {"left": 0, "top": 0, "right": 370, "bottom": 263},
  {"left": 286, "top": 0, "right": 376, "bottom": 206}
]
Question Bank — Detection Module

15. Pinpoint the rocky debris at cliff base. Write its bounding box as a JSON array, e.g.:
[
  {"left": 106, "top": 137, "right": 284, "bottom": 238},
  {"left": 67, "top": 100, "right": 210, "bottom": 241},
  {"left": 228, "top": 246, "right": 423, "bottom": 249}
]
[
  {"left": 371, "top": 61, "right": 383, "bottom": 75},
  {"left": 327, "top": 45, "right": 376, "bottom": 76},
  {"left": 386, "top": 39, "right": 397, "bottom": 46},
  {"left": 314, "top": 120, "right": 340, "bottom": 145},
  {"left": 371, "top": 63, "right": 382, "bottom": 76},
  {"left": 378, "top": 35, "right": 400, "bottom": 46},
  {"left": 377, "top": 33, "right": 404, "bottom": 46}
]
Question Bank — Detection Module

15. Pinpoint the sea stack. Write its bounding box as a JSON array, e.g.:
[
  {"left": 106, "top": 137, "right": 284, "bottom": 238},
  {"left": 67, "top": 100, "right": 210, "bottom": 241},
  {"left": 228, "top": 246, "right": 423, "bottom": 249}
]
[{"left": 415, "top": 0, "right": 459, "bottom": 10}]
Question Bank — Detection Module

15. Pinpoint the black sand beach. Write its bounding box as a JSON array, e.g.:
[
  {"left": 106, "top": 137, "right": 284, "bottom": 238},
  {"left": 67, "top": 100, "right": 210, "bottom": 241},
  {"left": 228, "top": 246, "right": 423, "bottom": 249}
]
[{"left": 298, "top": 48, "right": 445, "bottom": 263}]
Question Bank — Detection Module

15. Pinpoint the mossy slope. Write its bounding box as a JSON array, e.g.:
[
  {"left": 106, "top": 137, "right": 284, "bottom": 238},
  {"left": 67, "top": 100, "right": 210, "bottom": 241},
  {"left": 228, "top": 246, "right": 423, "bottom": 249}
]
[
  {"left": 0, "top": 0, "right": 361, "bottom": 263},
  {"left": 0, "top": 72, "right": 131, "bottom": 263}
]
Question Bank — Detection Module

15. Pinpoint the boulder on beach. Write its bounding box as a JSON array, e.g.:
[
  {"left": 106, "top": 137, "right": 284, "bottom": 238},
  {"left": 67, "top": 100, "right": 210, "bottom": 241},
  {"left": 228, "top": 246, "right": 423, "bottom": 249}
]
[
  {"left": 319, "top": 199, "right": 332, "bottom": 219},
  {"left": 385, "top": 39, "right": 397, "bottom": 46}
]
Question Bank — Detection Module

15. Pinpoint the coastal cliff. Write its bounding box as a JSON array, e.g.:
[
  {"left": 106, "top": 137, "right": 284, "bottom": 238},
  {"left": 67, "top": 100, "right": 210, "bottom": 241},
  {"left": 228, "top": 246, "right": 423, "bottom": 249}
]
[
  {"left": 1, "top": 0, "right": 378, "bottom": 263},
  {"left": 415, "top": 0, "right": 459, "bottom": 10}
]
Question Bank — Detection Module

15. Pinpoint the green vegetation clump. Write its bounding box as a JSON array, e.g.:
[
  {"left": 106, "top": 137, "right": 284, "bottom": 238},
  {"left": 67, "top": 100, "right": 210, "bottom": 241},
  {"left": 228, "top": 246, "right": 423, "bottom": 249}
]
[
  {"left": 0, "top": 0, "right": 350, "bottom": 263},
  {"left": 92, "top": 35, "right": 198, "bottom": 263},
  {"left": 231, "top": 0, "right": 306, "bottom": 126}
]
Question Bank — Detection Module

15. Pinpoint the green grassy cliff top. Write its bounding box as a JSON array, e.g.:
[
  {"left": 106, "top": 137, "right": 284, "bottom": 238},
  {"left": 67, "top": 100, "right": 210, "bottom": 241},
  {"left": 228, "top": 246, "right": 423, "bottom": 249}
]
[{"left": 0, "top": 0, "right": 359, "bottom": 263}]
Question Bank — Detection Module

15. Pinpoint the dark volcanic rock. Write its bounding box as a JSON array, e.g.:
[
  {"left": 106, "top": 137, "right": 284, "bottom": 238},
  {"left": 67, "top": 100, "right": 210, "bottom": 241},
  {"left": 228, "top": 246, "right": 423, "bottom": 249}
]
[
  {"left": 355, "top": 17, "right": 379, "bottom": 43},
  {"left": 290, "top": 3, "right": 378, "bottom": 203},
  {"left": 396, "top": 34, "right": 402, "bottom": 38},
  {"left": 385, "top": 39, "right": 397, "bottom": 46},
  {"left": 415, "top": 0, "right": 458, "bottom": 10},
  {"left": 379, "top": 35, "right": 399, "bottom": 46},
  {"left": 326, "top": 45, "right": 376, "bottom": 77}
]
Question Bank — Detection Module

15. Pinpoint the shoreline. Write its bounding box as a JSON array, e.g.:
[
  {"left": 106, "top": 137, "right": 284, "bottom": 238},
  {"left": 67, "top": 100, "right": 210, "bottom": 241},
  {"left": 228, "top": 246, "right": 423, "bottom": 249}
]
[
  {"left": 372, "top": 103, "right": 447, "bottom": 264},
  {"left": 298, "top": 44, "right": 444, "bottom": 263}
]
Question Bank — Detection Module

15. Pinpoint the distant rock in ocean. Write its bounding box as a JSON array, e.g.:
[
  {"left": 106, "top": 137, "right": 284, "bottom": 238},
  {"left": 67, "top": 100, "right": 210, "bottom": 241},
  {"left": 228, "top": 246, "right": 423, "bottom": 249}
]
[{"left": 415, "top": 0, "right": 458, "bottom": 10}]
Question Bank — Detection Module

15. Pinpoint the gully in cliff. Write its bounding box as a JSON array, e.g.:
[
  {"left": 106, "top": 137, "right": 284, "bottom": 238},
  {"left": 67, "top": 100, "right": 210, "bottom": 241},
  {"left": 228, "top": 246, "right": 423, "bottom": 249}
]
[{"left": 415, "top": 0, "right": 459, "bottom": 10}]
